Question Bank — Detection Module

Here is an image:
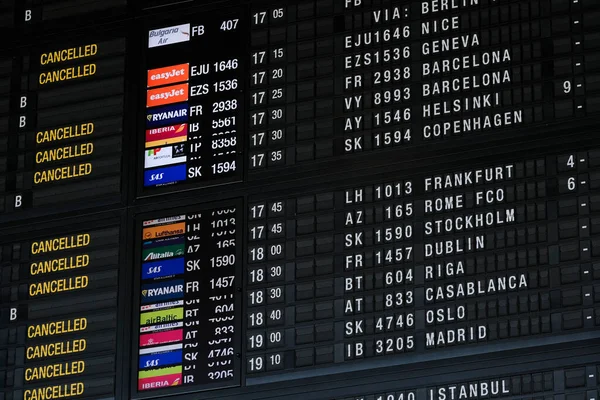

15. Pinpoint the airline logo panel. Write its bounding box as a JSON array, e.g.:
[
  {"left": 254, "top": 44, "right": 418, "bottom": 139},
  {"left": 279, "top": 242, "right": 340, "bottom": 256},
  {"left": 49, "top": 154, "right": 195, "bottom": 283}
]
[
  {"left": 139, "top": 10, "right": 244, "bottom": 196},
  {"left": 133, "top": 201, "right": 242, "bottom": 396}
]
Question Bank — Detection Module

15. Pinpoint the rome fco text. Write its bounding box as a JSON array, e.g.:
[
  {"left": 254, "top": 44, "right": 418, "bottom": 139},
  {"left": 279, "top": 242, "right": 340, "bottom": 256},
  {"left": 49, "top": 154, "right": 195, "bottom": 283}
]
[{"left": 419, "top": 4, "right": 523, "bottom": 139}]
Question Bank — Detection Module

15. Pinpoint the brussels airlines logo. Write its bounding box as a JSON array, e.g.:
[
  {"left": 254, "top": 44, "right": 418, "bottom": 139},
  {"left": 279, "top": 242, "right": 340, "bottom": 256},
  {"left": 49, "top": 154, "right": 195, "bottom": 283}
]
[
  {"left": 147, "top": 83, "right": 188, "bottom": 108},
  {"left": 145, "top": 124, "right": 188, "bottom": 148},
  {"left": 148, "top": 64, "right": 189, "bottom": 88},
  {"left": 146, "top": 104, "right": 188, "bottom": 128},
  {"left": 148, "top": 23, "right": 190, "bottom": 48}
]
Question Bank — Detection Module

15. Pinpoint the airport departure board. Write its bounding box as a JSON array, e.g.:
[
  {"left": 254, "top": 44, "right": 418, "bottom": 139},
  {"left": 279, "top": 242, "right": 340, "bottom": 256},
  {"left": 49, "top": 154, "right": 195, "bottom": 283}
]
[{"left": 1, "top": 0, "right": 600, "bottom": 400}]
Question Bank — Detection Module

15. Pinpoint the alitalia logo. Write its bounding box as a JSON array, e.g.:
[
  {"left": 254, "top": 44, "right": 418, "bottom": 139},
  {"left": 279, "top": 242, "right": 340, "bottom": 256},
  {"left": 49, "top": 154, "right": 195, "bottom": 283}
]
[{"left": 143, "top": 244, "right": 185, "bottom": 261}]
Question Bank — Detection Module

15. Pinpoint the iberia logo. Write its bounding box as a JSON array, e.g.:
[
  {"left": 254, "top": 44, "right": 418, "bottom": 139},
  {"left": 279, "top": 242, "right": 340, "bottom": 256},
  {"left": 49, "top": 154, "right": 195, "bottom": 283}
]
[{"left": 145, "top": 124, "right": 188, "bottom": 148}]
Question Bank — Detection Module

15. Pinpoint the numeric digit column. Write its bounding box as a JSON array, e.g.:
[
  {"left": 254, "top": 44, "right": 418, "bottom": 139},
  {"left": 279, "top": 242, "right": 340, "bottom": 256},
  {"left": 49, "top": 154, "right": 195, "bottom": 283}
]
[
  {"left": 249, "top": 4, "right": 290, "bottom": 171},
  {"left": 246, "top": 199, "right": 288, "bottom": 374}
]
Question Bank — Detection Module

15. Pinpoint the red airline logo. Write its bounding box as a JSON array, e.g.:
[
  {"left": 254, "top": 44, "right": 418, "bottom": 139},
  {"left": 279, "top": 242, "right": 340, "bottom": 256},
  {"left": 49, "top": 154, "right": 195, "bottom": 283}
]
[
  {"left": 147, "top": 83, "right": 188, "bottom": 108},
  {"left": 145, "top": 124, "right": 188, "bottom": 148},
  {"left": 147, "top": 64, "right": 189, "bottom": 88}
]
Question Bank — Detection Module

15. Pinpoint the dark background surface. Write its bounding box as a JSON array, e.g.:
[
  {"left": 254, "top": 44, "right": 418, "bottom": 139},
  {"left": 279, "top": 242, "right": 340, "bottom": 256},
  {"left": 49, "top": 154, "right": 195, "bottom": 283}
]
[{"left": 0, "top": 0, "right": 598, "bottom": 400}]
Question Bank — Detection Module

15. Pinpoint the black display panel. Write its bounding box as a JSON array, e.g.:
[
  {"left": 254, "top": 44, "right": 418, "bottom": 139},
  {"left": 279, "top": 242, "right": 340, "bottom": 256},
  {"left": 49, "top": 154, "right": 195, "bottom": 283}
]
[
  {"left": 2, "top": 0, "right": 600, "bottom": 400},
  {"left": 0, "top": 30, "right": 127, "bottom": 224},
  {"left": 0, "top": 213, "right": 125, "bottom": 400},
  {"left": 242, "top": 144, "right": 600, "bottom": 384},
  {"left": 11, "top": 0, "right": 130, "bottom": 36},
  {"left": 136, "top": 0, "right": 600, "bottom": 198},
  {"left": 131, "top": 200, "right": 243, "bottom": 397}
]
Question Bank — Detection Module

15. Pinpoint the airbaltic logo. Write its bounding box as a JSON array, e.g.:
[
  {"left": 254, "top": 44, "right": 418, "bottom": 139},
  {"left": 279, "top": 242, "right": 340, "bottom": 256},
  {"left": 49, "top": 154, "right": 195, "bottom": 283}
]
[{"left": 148, "top": 24, "right": 190, "bottom": 48}]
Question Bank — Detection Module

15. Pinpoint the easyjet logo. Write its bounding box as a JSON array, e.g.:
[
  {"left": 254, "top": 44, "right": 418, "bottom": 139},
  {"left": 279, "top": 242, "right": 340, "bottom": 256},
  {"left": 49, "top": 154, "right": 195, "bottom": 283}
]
[
  {"left": 147, "top": 64, "right": 189, "bottom": 88},
  {"left": 147, "top": 83, "right": 188, "bottom": 108}
]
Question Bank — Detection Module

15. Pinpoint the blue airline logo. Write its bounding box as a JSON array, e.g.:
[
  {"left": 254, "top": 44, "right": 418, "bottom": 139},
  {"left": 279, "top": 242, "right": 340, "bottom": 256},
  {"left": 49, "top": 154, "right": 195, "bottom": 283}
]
[
  {"left": 146, "top": 103, "right": 188, "bottom": 128},
  {"left": 141, "top": 280, "right": 184, "bottom": 304},
  {"left": 144, "top": 164, "right": 186, "bottom": 187},
  {"left": 139, "top": 350, "right": 183, "bottom": 369},
  {"left": 142, "top": 258, "right": 185, "bottom": 280}
]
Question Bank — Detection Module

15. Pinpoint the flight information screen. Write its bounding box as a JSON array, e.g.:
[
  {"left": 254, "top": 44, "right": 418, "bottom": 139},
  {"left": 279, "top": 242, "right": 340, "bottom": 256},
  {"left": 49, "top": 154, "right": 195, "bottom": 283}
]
[
  {"left": 2, "top": 0, "right": 600, "bottom": 400},
  {"left": 137, "top": 0, "right": 600, "bottom": 196}
]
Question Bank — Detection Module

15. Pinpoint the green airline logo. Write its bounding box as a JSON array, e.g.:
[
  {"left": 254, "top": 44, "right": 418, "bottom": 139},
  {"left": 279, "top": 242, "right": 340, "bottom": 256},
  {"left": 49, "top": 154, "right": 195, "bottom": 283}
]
[{"left": 143, "top": 244, "right": 185, "bottom": 261}]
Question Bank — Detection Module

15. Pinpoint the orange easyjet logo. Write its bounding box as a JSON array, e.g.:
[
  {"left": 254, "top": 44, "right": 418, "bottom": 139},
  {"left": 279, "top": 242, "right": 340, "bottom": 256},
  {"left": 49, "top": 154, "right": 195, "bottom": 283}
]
[
  {"left": 147, "top": 83, "right": 188, "bottom": 108},
  {"left": 147, "top": 64, "right": 189, "bottom": 88}
]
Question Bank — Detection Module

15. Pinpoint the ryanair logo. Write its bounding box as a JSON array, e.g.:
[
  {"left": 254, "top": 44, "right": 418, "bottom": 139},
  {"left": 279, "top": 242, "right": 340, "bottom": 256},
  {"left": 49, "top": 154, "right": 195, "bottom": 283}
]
[{"left": 141, "top": 280, "right": 184, "bottom": 304}]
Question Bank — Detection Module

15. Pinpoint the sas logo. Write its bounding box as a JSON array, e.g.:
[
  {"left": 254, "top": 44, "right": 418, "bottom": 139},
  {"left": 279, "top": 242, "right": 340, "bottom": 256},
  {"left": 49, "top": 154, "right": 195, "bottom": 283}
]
[
  {"left": 144, "top": 145, "right": 187, "bottom": 169},
  {"left": 144, "top": 164, "right": 186, "bottom": 187},
  {"left": 139, "top": 350, "right": 183, "bottom": 370},
  {"left": 148, "top": 64, "right": 189, "bottom": 88},
  {"left": 145, "top": 124, "right": 188, "bottom": 148},
  {"left": 148, "top": 23, "right": 190, "bottom": 48},
  {"left": 142, "top": 257, "right": 185, "bottom": 280},
  {"left": 147, "top": 83, "right": 188, "bottom": 108},
  {"left": 146, "top": 104, "right": 188, "bottom": 128}
]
